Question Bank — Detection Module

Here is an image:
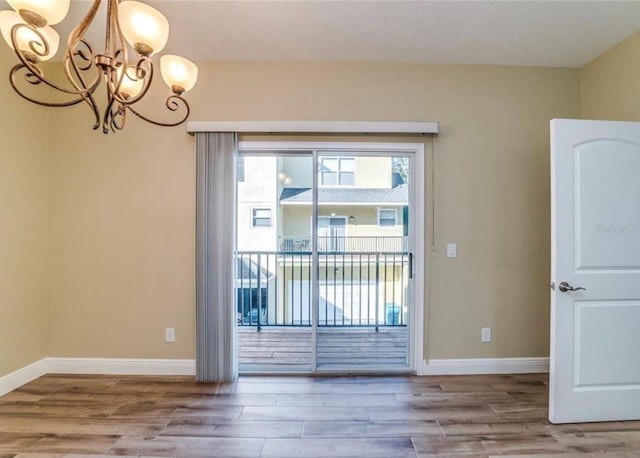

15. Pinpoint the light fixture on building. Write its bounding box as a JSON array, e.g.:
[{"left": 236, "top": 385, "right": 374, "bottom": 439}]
[
  {"left": 278, "top": 172, "right": 292, "bottom": 185},
  {"left": 349, "top": 215, "right": 355, "bottom": 223},
  {"left": 0, "top": 0, "right": 198, "bottom": 134}
]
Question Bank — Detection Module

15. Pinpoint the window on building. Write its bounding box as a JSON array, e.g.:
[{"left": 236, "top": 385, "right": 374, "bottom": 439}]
[
  {"left": 320, "top": 157, "right": 355, "bottom": 186},
  {"left": 252, "top": 208, "right": 272, "bottom": 227},
  {"left": 378, "top": 208, "right": 398, "bottom": 228}
]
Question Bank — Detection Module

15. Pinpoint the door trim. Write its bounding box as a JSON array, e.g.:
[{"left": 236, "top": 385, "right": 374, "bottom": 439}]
[{"left": 238, "top": 141, "right": 426, "bottom": 374}]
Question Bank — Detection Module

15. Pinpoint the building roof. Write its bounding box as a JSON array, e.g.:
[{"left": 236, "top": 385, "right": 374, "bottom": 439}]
[
  {"left": 280, "top": 184, "right": 408, "bottom": 205},
  {"left": 236, "top": 257, "right": 273, "bottom": 283}
]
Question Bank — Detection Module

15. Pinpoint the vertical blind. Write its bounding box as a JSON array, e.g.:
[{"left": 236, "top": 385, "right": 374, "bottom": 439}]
[{"left": 195, "top": 132, "right": 238, "bottom": 382}]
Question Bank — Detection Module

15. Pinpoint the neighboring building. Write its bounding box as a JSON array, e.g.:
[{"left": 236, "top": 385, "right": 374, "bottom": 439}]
[
  {"left": 236, "top": 155, "right": 409, "bottom": 327},
  {"left": 236, "top": 155, "right": 279, "bottom": 252}
]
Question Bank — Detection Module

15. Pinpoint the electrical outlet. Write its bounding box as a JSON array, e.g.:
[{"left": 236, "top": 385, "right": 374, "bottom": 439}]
[
  {"left": 165, "top": 327, "right": 176, "bottom": 343},
  {"left": 481, "top": 327, "right": 492, "bottom": 343}
]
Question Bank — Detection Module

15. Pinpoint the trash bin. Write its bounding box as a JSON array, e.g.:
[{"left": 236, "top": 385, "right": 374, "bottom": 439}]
[{"left": 385, "top": 303, "right": 401, "bottom": 325}]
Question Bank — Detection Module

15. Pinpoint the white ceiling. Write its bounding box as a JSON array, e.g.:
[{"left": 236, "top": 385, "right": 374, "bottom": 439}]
[{"left": 2, "top": 0, "right": 640, "bottom": 68}]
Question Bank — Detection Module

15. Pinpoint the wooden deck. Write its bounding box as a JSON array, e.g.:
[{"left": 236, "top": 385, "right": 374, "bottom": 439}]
[{"left": 238, "top": 326, "right": 408, "bottom": 370}]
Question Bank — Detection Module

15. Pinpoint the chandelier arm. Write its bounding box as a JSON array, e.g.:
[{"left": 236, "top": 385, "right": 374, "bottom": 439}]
[
  {"left": 63, "top": 43, "right": 102, "bottom": 131},
  {"left": 83, "top": 88, "right": 102, "bottom": 131},
  {"left": 101, "top": 91, "right": 121, "bottom": 134},
  {"left": 10, "top": 24, "right": 93, "bottom": 97},
  {"left": 59, "top": 0, "right": 103, "bottom": 103},
  {"left": 9, "top": 64, "right": 88, "bottom": 107},
  {"left": 9, "top": 25, "right": 101, "bottom": 99},
  {"left": 126, "top": 95, "right": 191, "bottom": 127},
  {"left": 68, "top": 0, "right": 102, "bottom": 51},
  {"left": 64, "top": 40, "right": 101, "bottom": 91},
  {"left": 9, "top": 23, "right": 50, "bottom": 60},
  {"left": 110, "top": 104, "right": 128, "bottom": 133}
]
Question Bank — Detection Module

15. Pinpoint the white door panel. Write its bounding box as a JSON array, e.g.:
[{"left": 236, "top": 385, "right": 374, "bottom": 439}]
[
  {"left": 550, "top": 119, "right": 640, "bottom": 423},
  {"left": 574, "top": 140, "right": 640, "bottom": 270},
  {"left": 574, "top": 301, "right": 640, "bottom": 387}
]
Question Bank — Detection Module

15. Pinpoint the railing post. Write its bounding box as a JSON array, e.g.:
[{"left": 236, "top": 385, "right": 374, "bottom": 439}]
[
  {"left": 375, "top": 253, "right": 380, "bottom": 333},
  {"left": 256, "top": 253, "right": 262, "bottom": 332}
]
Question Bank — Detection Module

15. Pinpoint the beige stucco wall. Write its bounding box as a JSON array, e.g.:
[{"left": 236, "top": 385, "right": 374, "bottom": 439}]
[
  {"left": 0, "top": 46, "right": 49, "bottom": 377},
  {"left": 282, "top": 205, "right": 405, "bottom": 240},
  {"left": 581, "top": 30, "right": 640, "bottom": 121},
  {"left": 354, "top": 157, "right": 391, "bottom": 188},
  {"left": 44, "top": 61, "right": 579, "bottom": 362},
  {"left": 285, "top": 156, "right": 392, "bottom": 189},
  {"left": 237, "top": 156, "right": 278, "bottom": 252}
]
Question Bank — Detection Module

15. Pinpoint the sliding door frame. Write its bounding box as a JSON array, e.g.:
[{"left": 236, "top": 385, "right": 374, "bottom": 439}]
[{"left": 237, "top": 141, "right": 426, "bottom": 374}]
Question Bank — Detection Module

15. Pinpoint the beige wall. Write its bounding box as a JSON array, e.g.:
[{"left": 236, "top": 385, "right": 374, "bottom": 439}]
[
  {"left": 287, "top": 156, "right": 392, "bottom": 189},
  {"left": 46, "top": 118, "right": 196, "bottom": 359},
  {"left": 44, "top": 61, "right": 579, "bottom": 362},
  {"left": 0, "top": 46, "right": 49, "bottom": 377},
  {"left": 282, "top": 205, "right": 405, "bottom": 239},
  {"left": 581, "top": 31, "right": 640, "bottom": 120},
  {"left": 354, "top": 157, "right": 391, "bottom": 188}
]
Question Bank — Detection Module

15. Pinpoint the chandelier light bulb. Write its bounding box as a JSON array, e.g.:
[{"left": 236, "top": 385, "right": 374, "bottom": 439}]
[
  {"left": 0, "top": 10, "right": 59, "bottom": 61},
  {"left": 118, "top": 1, "right": 169, "bottom": 56},
  {"left": 117, "top": 65, "right": 145, "bottom": 99},
  {"left": 160, "top": 55, "right": 198, "bottom": 94},
  {"left": 7, "top": 0, "right": 70, "bottom": 26}
]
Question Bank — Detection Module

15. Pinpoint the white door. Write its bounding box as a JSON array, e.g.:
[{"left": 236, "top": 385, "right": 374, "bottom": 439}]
[
  {"left": 289, "top": 280, "right": 382, "bottom": 326},
  {"left": 550, "top": 119, "right": 640, "bottom": 423},
  {"left": 317, "top": 216, "right": 347, "bottom": 251}
]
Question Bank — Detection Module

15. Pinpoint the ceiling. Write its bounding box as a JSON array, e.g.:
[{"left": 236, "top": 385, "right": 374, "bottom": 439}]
[{"left": 2, "top": 0, "right": 640, "bottom": 68}]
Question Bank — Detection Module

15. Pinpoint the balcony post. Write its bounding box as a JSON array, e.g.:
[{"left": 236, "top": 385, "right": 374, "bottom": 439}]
[
  {"left": 257, "top": 253, "right": 262, "bottom": 332},
  {"left": 375, "top": 253, "right": 380, "bottom": 332}
]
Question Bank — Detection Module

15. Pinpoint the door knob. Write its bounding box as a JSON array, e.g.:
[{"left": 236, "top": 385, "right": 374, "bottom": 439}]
[{"left": 559, "top": 281, "right": 586, "bottom": 293}]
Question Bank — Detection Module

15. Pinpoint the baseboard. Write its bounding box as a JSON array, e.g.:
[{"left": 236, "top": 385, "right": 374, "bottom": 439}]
[
  {"left": 45, "top": 357, "right": 196, "bottom": 376},
  {"left": 2, "top": 356, "right": 547, "bottom": 396},
  {"left": 417, "top": 357, "right": 549, "bottom": 376},
  {"left": 0, "top": 359, "right": 48, "bottom": 397}
]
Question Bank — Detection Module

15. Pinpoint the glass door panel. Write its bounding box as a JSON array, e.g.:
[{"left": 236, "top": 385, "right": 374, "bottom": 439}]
[
  {"left": 236, "top": 153, "right": 314, "bottom": 373},
  {"left": 314, "top": 153, "right": 411, "bottom": 371}
]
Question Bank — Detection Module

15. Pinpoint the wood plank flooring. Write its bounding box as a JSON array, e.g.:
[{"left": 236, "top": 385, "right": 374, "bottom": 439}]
[
  {"left": 238, "top": 327, "right": 408, "bottom": 369},
  {"left": 1, "top": 373, "right": 640, "bottom": 457}
]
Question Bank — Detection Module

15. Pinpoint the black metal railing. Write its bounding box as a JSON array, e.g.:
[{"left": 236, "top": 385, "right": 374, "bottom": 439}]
[
  {"left": 279, "top": 236, "right": 408, "bottom": 253},
  {"left": 236, "top": 251, "right": 409, "bottom": 331}
]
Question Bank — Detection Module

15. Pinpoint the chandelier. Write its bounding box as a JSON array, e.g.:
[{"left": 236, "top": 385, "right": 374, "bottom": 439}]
[{"left": 0, "top": 0, "right": 199, "bottom": 134}]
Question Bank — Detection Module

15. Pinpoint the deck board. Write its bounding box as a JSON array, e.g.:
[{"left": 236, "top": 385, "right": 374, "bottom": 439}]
[{"left": 238, "top": 327, "right": 408, "bottom": 369}]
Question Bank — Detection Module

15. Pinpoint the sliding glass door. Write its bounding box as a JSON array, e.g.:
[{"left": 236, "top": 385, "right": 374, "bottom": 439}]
[{"left": 235, "top": 145, "right": 416, "bottom": 373}]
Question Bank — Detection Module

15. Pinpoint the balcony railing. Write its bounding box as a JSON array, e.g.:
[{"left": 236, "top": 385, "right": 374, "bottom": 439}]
[
  {"left": 236, "top": 250, "right": 409, "bottom": 330},
  {"left": 279, "top": 236, "right": 408, "bottom": 253}
]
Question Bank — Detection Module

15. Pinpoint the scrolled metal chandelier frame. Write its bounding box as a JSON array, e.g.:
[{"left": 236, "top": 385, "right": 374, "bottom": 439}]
[{"left": 0, "top": 0, "right": 199, "bottom": 134}]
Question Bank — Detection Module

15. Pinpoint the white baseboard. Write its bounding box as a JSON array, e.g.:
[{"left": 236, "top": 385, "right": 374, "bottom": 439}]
[
  {"left": 417, "top": 357, "right": 549, "bottom": 376},
  {"left": 0, "top": 359, "right": 48, "bottom": 397},
  {"left": 2, "top": 356, "right": 548, "bottom": 396},
  {"left": 46, "top": 358, "right": 196, "bottom": 376}
]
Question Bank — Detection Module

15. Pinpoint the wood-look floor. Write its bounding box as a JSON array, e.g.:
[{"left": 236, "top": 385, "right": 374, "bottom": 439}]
[
  {"left": 238, "top": 327, "right": 408, "bottom": 369},
  {"left": 2, "top": 373, "right": 640, "bottom": 457}
]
